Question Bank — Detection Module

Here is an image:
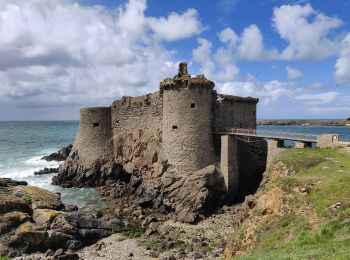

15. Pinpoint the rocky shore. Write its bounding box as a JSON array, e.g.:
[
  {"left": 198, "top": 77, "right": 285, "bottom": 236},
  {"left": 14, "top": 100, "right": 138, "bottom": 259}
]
[
  {"left": 0, "top": 135, "right": 269, "bottom": 260},
  {"left": 0, "top": 177, "right": 118, "bottom": 259}
]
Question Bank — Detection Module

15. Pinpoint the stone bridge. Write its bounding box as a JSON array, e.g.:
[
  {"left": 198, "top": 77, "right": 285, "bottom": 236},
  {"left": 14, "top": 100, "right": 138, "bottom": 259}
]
[
  {"left": 214, "top": 127, "right": 350, "bottom": 148},
  {"left": 214, "top": 128, "right": 350, "bottom": 195}
]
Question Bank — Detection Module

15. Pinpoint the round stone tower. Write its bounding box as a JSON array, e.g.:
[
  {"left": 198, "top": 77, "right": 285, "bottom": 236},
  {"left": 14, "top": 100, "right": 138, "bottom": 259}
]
[
  {"left": 161, "top": 63, "right": 215, "bottom": 173},
  {"left": 74, "top": 107, "right": 112, "bottom": 166}
]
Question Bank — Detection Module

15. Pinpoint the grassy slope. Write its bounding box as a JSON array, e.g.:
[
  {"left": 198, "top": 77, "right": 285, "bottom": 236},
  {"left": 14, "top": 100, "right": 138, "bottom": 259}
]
[{"left": 230, "top": 148, "right": 350, "bottom": 260}]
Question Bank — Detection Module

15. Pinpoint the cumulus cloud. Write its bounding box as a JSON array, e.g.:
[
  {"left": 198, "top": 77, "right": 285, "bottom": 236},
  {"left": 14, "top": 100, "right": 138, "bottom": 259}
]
[
  {"left": 334, "top": 33, "right": 350, "bottom": 86},
  {"left": 272, "top": 3, "right": 342, "bottom": 60},
  {"left": 286, "top": 66, "right": 302, "bottom": 80},
  {"left": 148, "top": 9, "right": 203, "bottom": 41},
  {"left": 237, "top": 24, "right": 277, "bottom": 61},
  {"left": 192, "top": 34, "right": 239, "bottom": 82},
  {"left": 0, "top": 0, "right": 202, "bottom": 111}
]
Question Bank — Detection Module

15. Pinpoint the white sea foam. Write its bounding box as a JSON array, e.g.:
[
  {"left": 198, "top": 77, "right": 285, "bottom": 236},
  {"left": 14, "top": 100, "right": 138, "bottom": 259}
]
[{"left": 1, "top": 152, "right": 62, "bottom": 180}]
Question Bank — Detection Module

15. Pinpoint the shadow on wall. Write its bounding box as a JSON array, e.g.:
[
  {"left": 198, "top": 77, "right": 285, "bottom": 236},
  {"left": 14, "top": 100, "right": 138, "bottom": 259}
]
[
  {"left": 237, "top": 138, "right": 267, "bottom": 201},
  {"left": 213, "top": 136, "right": 267, "bottom": 203}
]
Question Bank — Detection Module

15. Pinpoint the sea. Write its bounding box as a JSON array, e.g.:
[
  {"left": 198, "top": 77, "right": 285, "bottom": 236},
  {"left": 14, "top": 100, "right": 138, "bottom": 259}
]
[
  {"left": 0, "top": 121, "right": 103, "bottom": 208},
  {"left": 1, "top": 121, "right": 350, "bottom": 207}
]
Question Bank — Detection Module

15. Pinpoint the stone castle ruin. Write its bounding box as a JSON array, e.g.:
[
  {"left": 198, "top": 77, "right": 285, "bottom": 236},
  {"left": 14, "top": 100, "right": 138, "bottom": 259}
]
[{"left": 54, "top": 63, "right": 267, "bottom": 222}]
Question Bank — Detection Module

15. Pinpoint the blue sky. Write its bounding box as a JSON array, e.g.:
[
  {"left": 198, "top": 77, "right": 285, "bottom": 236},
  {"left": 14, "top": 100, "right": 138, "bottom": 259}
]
[{"left": 0, "top": 0, "right": 350, "bottom": 120}]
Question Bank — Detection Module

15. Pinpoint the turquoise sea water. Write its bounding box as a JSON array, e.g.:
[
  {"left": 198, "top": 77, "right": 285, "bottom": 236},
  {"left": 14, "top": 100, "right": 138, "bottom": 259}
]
[
  {"left": 0, "top": 121, "right": 103, "bottom": 207},
  {"left": 1, "top": 121, "right": 350, "bottom": 207}
]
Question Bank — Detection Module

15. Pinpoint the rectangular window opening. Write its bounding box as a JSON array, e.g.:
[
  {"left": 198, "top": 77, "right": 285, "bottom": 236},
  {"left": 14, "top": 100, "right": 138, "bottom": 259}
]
[
  {"left": 191, "top": 103, "right": 196, "bottom": 108},
  {"left": 93, "top": 123, "right": 100, "bottom": 128},
  {"left": 172, "top": 125, "right": 178, "bottom": 130}
]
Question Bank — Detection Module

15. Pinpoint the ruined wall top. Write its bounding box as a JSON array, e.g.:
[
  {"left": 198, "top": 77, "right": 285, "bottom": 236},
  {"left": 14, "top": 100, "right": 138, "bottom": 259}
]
[{"left": 160, "top": 62, "right": 215, "bottom": 92}]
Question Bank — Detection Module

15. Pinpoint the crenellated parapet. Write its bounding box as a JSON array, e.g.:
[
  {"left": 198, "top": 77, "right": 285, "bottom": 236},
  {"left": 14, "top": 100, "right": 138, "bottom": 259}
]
[{"left": 160, "top": 62, "right": 214, "bottom": 93}]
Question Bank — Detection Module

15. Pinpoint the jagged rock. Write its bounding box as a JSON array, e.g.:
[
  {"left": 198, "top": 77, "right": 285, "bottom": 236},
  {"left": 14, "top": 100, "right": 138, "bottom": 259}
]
[
  {"left": 11, "top": 222, "right": 47, "bottom": 247},
  {"left": 34, "top": 167, "right": 59, "bottom": 175},
  {"left": 64, "top": 204, "right": 78, "bottom": 212},
  {"left": 42, "top": 144, "right": 73, "bottom": 162},
  {"left": 53, "top": 248, "right": 64, "bottom": 258},
  {"left": 0, "top": 177, "right": 114, "bottom": 256},
  {"left": 0, "top": 211, "right": 30, "bottom": 234},
  {"left": 0, "top": 178, "right": 27, "bottom": 187},
  {"left": 45, "top": 248, "right": 54, "bottom": 257},
  {"left": 161, "top": 165, "right": 225, "bottom": 223}
]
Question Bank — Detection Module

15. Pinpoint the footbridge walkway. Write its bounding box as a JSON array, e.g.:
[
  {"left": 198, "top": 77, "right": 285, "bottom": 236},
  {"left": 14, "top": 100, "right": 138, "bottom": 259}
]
[{"left": 214, "top": 127, "right": 350, "bottom": 148}]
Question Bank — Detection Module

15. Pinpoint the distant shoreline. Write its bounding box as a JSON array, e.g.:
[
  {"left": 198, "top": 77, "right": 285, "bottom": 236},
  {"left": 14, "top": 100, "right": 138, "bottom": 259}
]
[{"left": 257, "top": 120, "right": 350, "bottom": 126}]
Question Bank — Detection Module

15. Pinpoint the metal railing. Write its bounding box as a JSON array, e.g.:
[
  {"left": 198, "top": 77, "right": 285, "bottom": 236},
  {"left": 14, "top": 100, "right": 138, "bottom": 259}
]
[{"left": 215, "top": 127, "right": 319, "bottom": 142}]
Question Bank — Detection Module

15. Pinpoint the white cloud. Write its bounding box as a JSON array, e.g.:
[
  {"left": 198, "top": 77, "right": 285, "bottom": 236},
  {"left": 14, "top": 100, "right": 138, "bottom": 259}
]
[
  {"left": 238, "top": 24, "right": 277, "bottom": 61},
  {"left": 217, "top": 77, "right": 298, "bottom": 106},
  {"left": 272, "top": 3, "right": 342, "bottom": 60},
  {"left": 334, "top": 33, "right": 350, "bottom": 86},
  {"left": 218, "top": 28, "right": 239, "bottom": 48},
  {"left": 148, "top": 8, "right": 203, "bottom": 41},
  {"left": 192, "top": 38, "right": 215, "bottom": 77},
  {"left": 0, "top": 0, "right": 203, "bottom": 110},
  {"left": 192, "top": 35, "right": 239, "bottom": 82},
  {"left": 286, "top": 66, "right": 302, "bottom": 80},
  {"left": 308, "top": 96, "right": 350, "bottom": 115},
  {"left": 294, "top": 92, "right": 338, "bottom": 104}
]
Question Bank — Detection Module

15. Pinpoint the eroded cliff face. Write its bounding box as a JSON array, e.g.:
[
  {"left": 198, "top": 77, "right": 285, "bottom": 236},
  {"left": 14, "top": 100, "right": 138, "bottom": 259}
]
[
  {"left": 53, "top": 129, "right": 228, "bottom": 222},
  {"left": 52, "top": 139, "right": 115, "bottom": 187}
]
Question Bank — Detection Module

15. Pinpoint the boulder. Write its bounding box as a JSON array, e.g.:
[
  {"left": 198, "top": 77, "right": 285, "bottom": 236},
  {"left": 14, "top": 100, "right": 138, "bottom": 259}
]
[
  {"left": 0, "top": 189, "right": 32, "bottom": 214},
  {"left": 11, "top": 222, "right": 47, "bottom": 247},
  {"left": 0, "top": 211, "right": 30, "bottom": 234},
  {"left": 42, "top": 144, "right": 73, "bottom": 162},
  {"left": 33, "top": 209, "right": 62, "bottom": 226},
  {"left": 34, "top": 167, "right": 59, "bottom": 175},
  {"left": 13, "top": 185, "right": 63, "bottom": 210}
]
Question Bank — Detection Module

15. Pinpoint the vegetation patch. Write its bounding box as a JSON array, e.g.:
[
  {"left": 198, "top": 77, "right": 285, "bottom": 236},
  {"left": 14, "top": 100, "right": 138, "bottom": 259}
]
[
  {"left": 113, "top": 222, "right": 145, "bottom": 239},
  {"left": 227, "top": 147, "right": 350, "bottom": 260}
]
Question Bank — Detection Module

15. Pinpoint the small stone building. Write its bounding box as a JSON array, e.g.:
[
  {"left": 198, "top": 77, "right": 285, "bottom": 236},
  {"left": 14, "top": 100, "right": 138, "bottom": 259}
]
[{"left": 55, "top": 63, "right": 265, "bottom": 221}]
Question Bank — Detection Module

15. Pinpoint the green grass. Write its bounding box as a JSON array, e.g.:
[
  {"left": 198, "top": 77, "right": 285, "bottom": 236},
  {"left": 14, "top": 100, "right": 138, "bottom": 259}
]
[
  {"left": 138, "top": 232, "right": 189, "bottom": 253},
  {"left": 0, "top": 257, "right": 11, "bottom": 260},
  {"left": 231, "top": 147, "right": 350, "bottom": 260},
  {"left": 113, "top": 222, "right": 145, "bottom": 239}
]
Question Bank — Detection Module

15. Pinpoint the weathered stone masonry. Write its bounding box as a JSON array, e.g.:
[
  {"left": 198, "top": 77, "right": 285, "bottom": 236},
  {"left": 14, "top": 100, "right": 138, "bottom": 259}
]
[{"left": 55, "top": 63, "right": 266, "bottom": 220}]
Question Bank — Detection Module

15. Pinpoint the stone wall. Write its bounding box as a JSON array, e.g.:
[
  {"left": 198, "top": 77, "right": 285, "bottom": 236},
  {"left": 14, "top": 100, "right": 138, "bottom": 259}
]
[
  {"left": 162, "top": 87, "right": 215, "bottom": 173},
  {"left": 111, "top": 92, "right": 163, "bottom": 134},
  {"left": 74, "top": 107, "right": 112, "bottom": 166},
  {"left": 214, "top": 94, "right": 258, "bottom": 131}
]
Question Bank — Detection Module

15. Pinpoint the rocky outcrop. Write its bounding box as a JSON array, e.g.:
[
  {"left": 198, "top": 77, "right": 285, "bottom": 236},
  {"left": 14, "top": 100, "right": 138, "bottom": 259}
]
[
  {"left": 34, "top": 167, "right": 59, "bottom": 175},
  {"left": 42, "top": 144, "right": 73, "bottom": 162},
  {"left": 52, "top": 140, "right": 115, "bottom": 188},
  {"left": 160, "top": 165, "right": 225, "bottom": 222},
  {"left": 53, "top": 130, "right": 228, "bottom": 223},
  {"left": 0, "top": 178, "right": 115, "bottom": 258}
]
